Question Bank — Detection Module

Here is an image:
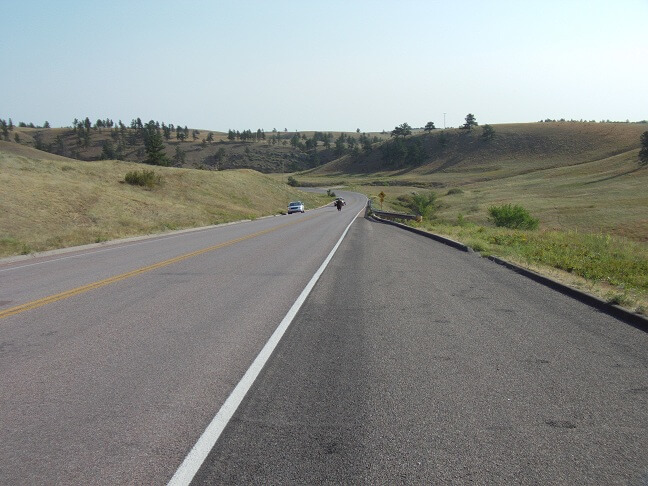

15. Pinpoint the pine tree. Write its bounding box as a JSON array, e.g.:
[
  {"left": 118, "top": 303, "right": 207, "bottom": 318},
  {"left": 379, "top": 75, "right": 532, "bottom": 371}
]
[
  {"left": 462, "top": 114, "right": 478, "bottom": 130},
  {"left": 639, "top": 131, "right": 648, "bottom": 166},
  {"left": 176, "top": 125, "right": 186, "bottom": 142},
  {"left": 0, "top": 119, "right": 8, "bottom": 140},
  {"left": 481, "top": 124, "right": 495, "bottom": 141},
  {"left": 100, "top": 140, "right": 115, "bottom": 159},
  {"left": 174, "top": 145, "right": 186, "bottom": 165},
  {"left": 143, "top": 122, "right": 169, "bottom": 166},
  {"left": 391, "top": 123, "right": 412, "bottom": 138}
]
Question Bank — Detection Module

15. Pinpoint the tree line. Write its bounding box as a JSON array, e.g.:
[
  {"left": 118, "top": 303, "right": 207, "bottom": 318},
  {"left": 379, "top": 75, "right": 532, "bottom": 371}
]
[
  {"left": 379, "top": 114, "right": 489, "bottom": 167},
  {"left": 4, "top": 114, "right": 647, "bottom": 169}
]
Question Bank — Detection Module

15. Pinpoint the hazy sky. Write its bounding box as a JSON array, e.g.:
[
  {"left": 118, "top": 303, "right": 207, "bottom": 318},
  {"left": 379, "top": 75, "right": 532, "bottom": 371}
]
[{"left": 1, "top": 0, "right": 646, "bottom": 132}]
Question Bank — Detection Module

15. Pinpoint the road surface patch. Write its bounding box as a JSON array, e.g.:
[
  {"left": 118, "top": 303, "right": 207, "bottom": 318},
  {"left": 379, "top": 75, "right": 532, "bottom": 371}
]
[{"left": 0, "top": 216, "right": 318, "bottom": 320}]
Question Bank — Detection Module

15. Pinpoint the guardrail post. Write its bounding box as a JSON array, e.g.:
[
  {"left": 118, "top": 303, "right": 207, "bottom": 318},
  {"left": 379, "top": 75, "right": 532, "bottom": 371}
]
[{"left": 365, "top": 200, "right": 373, "bottom": 218}]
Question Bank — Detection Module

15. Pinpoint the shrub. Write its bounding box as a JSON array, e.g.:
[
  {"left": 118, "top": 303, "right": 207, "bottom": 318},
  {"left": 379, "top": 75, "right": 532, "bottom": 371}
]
[
  {"left": 488, "top": 204, "right": 539, "bottom": 230},
  {"left": 481, "top": 124, "right": 495, "bottom": 141},
  {"left": 124, "top": 169, "right": 162, "bottom": 188},
  {"left": 639, "top": 131, "right": 648, "bottom": 166},
  {"left": 396, "top": 194, "right": 413, "bottom": 204},
  {"left": 287, "top": 176, "right": 299, "bottom": 186},
  {"left": 446, "top": 188, "right": 463, "bottom": 195},
  {"left": 409, "top": 191, "right": 437, "bottom": 218}
]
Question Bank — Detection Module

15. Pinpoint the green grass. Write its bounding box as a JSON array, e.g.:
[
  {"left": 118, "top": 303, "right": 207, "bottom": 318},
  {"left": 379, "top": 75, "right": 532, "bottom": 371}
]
[{"left": 0, "top": 237, "right": 32, "bottom": 255}]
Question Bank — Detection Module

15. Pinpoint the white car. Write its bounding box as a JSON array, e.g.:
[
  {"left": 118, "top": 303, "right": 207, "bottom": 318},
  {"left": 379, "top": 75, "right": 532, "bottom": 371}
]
[{"left": 287, "top": 201, "right": 305, "bottom": 214}]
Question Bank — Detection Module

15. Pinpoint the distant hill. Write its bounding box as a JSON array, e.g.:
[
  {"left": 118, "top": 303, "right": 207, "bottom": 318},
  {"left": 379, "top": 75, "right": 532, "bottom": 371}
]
[
  {"left": 308, "top": 122, "right": 647, "bottom": 185},
  {"left": 293, "top": 121, "right": 648, "bottom": 245},
  {"left": 4, "top": 122, "right": 645, "bottom": 184},
  {"left": 4, "top": 124, "right": 387, "bottom": 173}
]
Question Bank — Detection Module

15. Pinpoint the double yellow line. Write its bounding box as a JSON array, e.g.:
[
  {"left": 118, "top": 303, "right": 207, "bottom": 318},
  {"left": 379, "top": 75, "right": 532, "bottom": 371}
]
[{"left": 0, "top": 216, "right": 315, "bottom": 320}]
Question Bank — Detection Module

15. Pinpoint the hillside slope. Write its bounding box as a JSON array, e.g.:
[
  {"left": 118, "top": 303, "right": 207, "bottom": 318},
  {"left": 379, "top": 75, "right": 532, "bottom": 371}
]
[
  {"left": 5, "top": 125, "right": 386, "bottom": 173},
  {"left": 0, "top": 142, "right": 328, "bottom": 257},
  {"left": 308, "top": 122, "right": 647, "bottom": 185},
  {"left": 434, "top": 149, "right": 648, "bottom": 241},
  {"left": 294, "top": 122, "right": 648, "bottom": 243}
]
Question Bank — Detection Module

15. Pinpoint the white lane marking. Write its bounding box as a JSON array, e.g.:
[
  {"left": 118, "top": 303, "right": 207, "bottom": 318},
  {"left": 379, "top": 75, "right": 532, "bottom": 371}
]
[
  {"left": 0, "top": 243, "right": 147, "bottom": 273},
  {"left": 167, "top": 206, "right": 365, "bottom": 486}
]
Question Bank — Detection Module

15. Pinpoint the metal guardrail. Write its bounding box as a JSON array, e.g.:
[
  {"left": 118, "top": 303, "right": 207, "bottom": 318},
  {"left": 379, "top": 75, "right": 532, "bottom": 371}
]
[{"left": 366, "top": 200, "right": 422, "bottom": 222}]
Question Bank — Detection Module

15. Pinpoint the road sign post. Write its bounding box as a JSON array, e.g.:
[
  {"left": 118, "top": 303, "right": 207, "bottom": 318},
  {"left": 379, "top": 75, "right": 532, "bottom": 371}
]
[{"left": 378, "top": 191, "right": 385, "bottom": 210}]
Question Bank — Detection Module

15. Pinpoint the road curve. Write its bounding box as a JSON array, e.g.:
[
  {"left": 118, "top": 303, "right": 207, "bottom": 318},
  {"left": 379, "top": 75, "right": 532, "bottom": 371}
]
[
  {"left": 191, "top": 217, "right": 648, "bottom": 485},
  {"left": 0, "top": 192, "right": 365, "bottom": 485}
]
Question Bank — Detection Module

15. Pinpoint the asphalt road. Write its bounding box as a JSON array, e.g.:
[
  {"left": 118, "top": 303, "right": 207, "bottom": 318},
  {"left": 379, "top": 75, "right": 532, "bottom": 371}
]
[
  {"left": 2, "top": 195, "right": 647, "bottom": 485},
  {"left": 0, "top": 193, "right": 364, "bottom": 485},
  {"left": 192, "top": 217, "right": 648, "bottom": 485}
]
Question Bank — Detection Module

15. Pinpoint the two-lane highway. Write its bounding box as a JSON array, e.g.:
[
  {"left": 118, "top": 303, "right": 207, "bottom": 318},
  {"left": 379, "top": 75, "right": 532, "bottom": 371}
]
[
  {"left": 2, "top": 192, "right": 647, "bottom": 485},
  {"left": 0, "top": 192, "right": 365, "bottom": 485}
]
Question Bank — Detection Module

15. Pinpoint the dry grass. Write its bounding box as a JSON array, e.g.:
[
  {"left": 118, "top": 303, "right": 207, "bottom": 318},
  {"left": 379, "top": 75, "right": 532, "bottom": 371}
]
[
  {"left": 300, "top": 122, "right": 648, "bottom": 242},
  {"left": 293, "top": 122, "right": 648, "bottom": 313},
  {"left": 0, "top": 143, "right": 328, "bottom": 257},
  {"left": 305, "top": 121, "right": 646, "bottom": 181},
  {"left": 431, "top": 150, "right": 648, "bottom": 241}
]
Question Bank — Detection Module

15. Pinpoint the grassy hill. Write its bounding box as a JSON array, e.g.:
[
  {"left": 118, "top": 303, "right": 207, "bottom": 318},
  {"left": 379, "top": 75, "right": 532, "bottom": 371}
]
[
  {"left": 306, "top": 122, "right": 646, "bottom": 183},
  {"left": 0, "top": 142, "right": 329, "bottom": 257},
  {"left": 292, "top": 122, "right": 648, "bottom": 313},
  {"left": 296, "top": 122, "right": 648, "bottom": 239}
]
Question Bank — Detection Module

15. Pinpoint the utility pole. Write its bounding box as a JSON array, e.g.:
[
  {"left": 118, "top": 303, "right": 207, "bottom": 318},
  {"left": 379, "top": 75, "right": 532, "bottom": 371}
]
[{"left": 443, "top": 113, "right": 446, "bottom": 129}]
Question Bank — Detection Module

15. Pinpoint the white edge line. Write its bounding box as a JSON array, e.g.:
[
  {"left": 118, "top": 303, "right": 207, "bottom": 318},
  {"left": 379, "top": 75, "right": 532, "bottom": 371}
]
[{"left": 167, "top": 205, "right": 365, "bottom": 486}]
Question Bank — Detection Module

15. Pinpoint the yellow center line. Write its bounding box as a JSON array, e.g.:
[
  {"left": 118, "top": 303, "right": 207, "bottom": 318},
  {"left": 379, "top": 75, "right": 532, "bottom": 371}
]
[{"left": 0, "top": 214, "right": 320, "bottom": 320}]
